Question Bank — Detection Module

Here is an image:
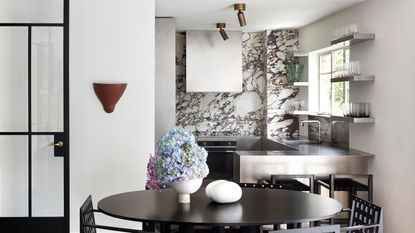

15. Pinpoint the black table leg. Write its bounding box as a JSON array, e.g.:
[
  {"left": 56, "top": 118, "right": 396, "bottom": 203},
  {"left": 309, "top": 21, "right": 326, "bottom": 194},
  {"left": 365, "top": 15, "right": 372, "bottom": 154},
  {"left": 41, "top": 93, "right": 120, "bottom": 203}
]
[
  {"left": 159, "top": 223, "right": 171, "bottom": 233},
  {"left": 212, "top": 226, "right": 225, "bottom": 233},
  {"left": 178, "top": 224, "right": 194, "bottom": 233},
  {"left": 143, "top": 221, "right": 155, "bottom": 232},
  {"left": 240, "top": 225, "right": 262, "bottom": 233},
  {"left": 273, "top": 224, "right": 280, "bottom": 230}
]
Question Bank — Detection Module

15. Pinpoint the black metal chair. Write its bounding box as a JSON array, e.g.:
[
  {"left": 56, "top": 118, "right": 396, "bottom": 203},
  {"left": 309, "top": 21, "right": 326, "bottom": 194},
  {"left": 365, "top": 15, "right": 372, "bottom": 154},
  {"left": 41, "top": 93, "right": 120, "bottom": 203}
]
[
  {"left": 270, "top": 174, "right": 315, "bottom": 193},
  {"left": 269, "top": 225, "right": 340, "bottom": 233},
  {"left": 316, "top": 174, "right": 373, "bottom": 201},
  {"left": 268, "top": 195, "right": 383, "bottom": 233},
  {"left": 239, "top": 182, "right": 309, "bottom": 190},
  {"left": 315, "top": 174, "right": 373, "bottom": 224},
  {"left": 80, "top": 195, "right": 151, "bottom": 233},
  {"left": 341, "top": 195, "right": 383, "bottom": 233}
]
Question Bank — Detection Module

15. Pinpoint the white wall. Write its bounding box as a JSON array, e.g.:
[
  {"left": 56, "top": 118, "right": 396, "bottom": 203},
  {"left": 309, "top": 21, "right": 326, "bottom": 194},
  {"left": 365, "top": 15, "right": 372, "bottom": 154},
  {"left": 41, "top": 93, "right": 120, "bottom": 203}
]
[
  {"left": 70, "top": 0, "right": 155, "bottom": 232},
  {"left": 155, "top": 18, "right": 176, "bottom": 142},
  {"left": 299, "top": 0, "right": 415, "bottom": 232}
]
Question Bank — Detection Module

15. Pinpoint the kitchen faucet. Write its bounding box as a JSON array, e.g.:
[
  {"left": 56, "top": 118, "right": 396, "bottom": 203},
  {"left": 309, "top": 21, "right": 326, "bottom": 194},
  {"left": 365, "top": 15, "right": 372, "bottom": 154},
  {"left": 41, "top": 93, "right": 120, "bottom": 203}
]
[{"left": 300, "top": 120, "right": 321, "bottom": 143}]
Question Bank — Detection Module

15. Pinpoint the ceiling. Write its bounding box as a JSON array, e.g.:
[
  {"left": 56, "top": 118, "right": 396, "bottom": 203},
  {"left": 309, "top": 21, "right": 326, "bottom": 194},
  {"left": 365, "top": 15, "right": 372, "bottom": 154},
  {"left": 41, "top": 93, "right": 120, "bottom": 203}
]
[{"left": 156, "top": 0, "right": 365, "bottom": 32}]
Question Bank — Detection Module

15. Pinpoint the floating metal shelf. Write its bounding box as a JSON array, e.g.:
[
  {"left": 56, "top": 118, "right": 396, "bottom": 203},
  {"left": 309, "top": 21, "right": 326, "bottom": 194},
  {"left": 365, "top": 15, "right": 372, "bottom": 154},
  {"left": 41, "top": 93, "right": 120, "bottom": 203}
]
[
  {"left": 289, "top": 111, "right": 331, "bottom": 118},
  {"left": 289, "top": 112, "right": 375, "bottom": 123},
  {"left": 331, "top": 33, "right": 375, "bottom": 46},
  {"left": 331, "top": 75, "right": 375, "bottom": 83},
  {"left": 289, "top": 110, "right": 311, "bottom": 115},
  {"left": 331, "top": 116, "right": 375, "bottom": 123},
  {"left": 293, "top": 82, "right": 309, "bottom": 86},
  {"left": 293, "top": 52, "right": 309, "bottom": 57},
  {"left": 309, "top": 113, "right": 331, "bottom": 118}
]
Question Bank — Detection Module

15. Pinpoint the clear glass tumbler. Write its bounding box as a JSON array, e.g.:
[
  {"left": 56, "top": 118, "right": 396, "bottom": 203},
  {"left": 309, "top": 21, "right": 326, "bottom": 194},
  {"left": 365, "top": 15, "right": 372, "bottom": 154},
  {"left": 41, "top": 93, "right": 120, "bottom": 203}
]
[
  {"left": 362, "top": 103, "right": 371, "bottom": 117},
  {"left": 350, "top": 61, "right": 361, "bottom": 76},
  {"left": 343, "top": 103, "right": 351, "bottom": 117}
]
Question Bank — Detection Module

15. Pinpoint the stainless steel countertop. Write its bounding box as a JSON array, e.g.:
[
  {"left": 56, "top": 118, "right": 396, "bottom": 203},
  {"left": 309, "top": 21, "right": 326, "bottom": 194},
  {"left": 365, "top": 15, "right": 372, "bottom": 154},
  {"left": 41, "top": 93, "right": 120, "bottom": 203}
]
[{"left": 235, "top": 138, "right": 374, "bottom": 157}]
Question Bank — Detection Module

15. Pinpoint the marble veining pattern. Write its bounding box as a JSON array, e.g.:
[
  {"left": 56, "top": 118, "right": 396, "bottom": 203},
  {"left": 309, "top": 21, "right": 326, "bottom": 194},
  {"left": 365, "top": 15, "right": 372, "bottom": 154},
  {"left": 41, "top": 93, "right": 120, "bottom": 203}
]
[
  {"left": 266, "top": 29, "right": 300, "bottom": 138},
  {"left": 176, "top": 32, "right": 266, "bottom": 136}
]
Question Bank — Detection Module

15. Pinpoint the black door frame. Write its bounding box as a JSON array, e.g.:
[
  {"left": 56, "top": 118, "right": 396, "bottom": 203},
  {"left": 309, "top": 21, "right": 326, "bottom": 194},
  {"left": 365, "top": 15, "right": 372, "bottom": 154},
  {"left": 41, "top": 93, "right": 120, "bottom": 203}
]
[
  {"left": 63, "top": 0, "right": 70, "bottom": 232},
  {"left": 0, "top": 0, "right": 70, "bottom": 232}
]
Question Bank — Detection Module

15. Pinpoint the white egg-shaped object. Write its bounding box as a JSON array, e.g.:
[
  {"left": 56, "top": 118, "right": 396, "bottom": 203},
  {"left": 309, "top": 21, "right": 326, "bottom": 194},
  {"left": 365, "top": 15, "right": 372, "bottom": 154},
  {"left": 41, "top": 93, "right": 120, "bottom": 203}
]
[
  {"left": 209, "top": 181, "right": 242, "bottom": 203},
  {"left": 205, "top": 180, "right": 228, "bottom": 198}
]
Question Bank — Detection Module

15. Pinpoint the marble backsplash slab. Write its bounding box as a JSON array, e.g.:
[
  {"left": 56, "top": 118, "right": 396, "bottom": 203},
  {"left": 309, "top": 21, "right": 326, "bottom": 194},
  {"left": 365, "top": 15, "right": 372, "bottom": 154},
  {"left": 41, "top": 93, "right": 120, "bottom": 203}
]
[
  {"left": 266, "top": 29, "right": 300, "bottom": 138},
  {"left": 176, "top": 32, "right": 266, "bottom": 136}
]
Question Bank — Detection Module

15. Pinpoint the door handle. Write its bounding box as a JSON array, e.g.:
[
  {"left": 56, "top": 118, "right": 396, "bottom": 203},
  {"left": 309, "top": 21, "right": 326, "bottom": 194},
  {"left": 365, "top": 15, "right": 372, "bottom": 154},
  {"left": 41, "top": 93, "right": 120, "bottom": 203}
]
[
  {"left": 51, "top": 133, "right": 65, "bottom": 157},
  {"left": 49, "top": 141, "right": 64, "bottom": 147}
]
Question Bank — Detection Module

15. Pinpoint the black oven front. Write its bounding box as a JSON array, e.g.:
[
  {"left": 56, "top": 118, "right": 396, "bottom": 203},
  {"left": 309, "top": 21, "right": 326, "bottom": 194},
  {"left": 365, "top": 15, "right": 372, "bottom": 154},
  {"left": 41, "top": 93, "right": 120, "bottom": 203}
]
[{"left": 197, "top": 137, "right": 237, "bottom": 180}]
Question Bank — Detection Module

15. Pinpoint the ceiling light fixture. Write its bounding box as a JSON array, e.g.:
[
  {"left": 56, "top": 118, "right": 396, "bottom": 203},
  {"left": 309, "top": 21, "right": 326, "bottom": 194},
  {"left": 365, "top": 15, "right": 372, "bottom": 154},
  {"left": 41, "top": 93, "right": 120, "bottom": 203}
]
[
  {"left": 216, "top": 23, "right": 229, "bottom": 40},
  {"left": 234, "top": 3, "right": 246, "bottom": 27}
]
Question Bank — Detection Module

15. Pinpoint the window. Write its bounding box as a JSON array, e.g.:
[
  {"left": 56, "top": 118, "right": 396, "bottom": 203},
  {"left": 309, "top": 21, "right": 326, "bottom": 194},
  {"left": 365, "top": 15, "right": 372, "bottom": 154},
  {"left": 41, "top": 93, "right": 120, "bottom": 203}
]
[
  {"left": 318, "top": 48, "right": 350, "bottom": 115},
  {"left": 319, "top": 53, "right": 332, "bottom": 114}
]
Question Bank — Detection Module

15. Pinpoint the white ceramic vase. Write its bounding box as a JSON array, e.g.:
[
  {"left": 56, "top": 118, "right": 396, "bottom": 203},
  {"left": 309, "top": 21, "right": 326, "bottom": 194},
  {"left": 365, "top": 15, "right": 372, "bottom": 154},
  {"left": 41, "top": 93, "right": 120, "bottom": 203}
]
[{"left": 170, "top": 178, "right": 203, "bottom": 203}]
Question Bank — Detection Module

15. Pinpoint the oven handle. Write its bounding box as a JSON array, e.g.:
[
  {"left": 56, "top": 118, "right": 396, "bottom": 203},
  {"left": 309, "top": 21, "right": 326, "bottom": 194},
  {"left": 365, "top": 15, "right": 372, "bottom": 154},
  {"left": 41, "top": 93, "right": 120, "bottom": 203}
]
[
  {"left": 206, "top": 150, "right": 235, "bottom": 153},
  {"left": 202, "top": 146, "right": 236, "bottom": 149}
]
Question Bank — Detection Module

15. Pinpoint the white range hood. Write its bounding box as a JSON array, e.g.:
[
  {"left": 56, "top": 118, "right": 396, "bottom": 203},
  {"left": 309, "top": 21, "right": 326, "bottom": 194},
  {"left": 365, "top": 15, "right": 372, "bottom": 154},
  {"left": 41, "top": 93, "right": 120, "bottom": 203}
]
[{"left": 186, "top": 30, "right": 242, "bottom": 92}]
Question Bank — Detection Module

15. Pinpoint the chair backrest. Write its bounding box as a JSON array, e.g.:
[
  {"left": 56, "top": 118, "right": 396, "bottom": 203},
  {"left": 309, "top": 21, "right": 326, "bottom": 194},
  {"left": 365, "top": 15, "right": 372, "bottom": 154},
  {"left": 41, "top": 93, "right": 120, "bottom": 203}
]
[
  {"left": 269, "top": 225, "right": 340, "bottom": 233},
  {"left": 239, "top": 182, "right": 312, "bottom": 191},
  {"left": 328, "top": 174, "right": 373, "bottom": 201},
  {"left": 239, "top": 183, "right": 275, "bottom": 189},
  {"left": 271, "top": 174, "right": 315, "bottom": 192},
  {"left": 349, "top": 195, "right": 383, "bottom": 233},
  {"left": 80, "top": 195, "right": 97, "bottom": 233}
]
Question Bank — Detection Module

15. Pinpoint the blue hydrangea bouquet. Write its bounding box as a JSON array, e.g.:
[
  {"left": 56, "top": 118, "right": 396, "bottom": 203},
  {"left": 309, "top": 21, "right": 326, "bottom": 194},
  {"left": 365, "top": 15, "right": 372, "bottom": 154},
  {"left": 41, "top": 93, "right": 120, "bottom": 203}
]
[{"left": 146, "top": 127, "right": 209, "bottom": 190}]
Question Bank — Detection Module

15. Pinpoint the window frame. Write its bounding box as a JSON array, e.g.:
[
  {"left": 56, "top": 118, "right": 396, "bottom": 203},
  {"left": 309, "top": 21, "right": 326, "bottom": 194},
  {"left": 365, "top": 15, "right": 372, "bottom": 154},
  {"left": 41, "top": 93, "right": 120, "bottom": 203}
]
[
  {"left": 318, "top": 51, "right": 332, "bottom": 114},
  {"left": 317, "top": 47, "right": 350, "bottom": 115}
]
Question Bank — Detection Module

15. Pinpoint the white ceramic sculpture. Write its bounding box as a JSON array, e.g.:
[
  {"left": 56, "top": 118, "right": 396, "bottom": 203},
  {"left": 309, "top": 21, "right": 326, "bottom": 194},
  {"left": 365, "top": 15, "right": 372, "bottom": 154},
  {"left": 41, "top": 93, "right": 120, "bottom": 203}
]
[
  {"left": 205, "top": 180, "right": 228, "bottom": 197},
  {"left": 205, "top": 180, "right": 242, "bottom": 203}
]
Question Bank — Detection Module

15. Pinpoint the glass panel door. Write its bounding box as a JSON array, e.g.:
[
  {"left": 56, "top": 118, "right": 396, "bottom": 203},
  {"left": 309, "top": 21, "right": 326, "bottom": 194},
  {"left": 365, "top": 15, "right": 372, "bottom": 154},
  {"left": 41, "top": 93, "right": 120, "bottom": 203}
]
[
  {"left": 32, "top": 27, "right": 64, "bottom": 132},
  {"left": 32, "top": 135, "right": 64, "bottom": 216},
  {"left": 0, "top": 1, "right": 68, "bottom": 232},
  {"left": 0, "top": 27, "right": 28, "bottom": 132},
  {"left": 0, "top": 136, "right": 28, "bottom": 217}
]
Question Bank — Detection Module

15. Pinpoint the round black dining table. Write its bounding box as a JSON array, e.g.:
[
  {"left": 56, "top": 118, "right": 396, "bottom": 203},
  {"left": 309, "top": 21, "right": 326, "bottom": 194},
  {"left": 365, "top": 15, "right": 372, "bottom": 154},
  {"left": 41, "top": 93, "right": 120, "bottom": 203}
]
[{"left": 98, "top": 188, "right": 342, "bottom": 233}]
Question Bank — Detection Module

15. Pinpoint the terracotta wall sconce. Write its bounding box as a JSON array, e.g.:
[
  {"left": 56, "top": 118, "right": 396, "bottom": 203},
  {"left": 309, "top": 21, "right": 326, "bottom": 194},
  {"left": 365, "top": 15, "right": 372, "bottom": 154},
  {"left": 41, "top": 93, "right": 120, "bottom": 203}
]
[{"left": 93, "top": 83, "right": 127, "bottom": 113}]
